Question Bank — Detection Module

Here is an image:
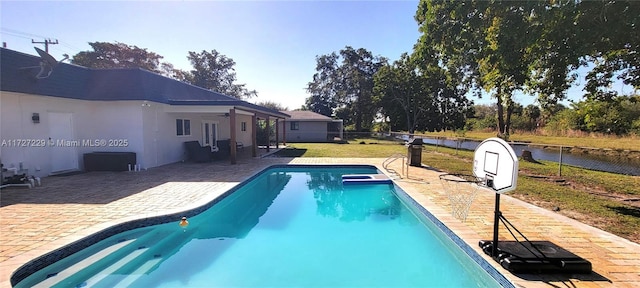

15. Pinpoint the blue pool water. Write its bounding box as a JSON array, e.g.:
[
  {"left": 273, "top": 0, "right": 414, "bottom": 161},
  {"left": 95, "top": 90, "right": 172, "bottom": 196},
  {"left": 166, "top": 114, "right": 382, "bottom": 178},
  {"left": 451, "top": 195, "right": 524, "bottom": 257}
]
[{"left": 15, "top": 166, "right": 506, "bottom": 287}]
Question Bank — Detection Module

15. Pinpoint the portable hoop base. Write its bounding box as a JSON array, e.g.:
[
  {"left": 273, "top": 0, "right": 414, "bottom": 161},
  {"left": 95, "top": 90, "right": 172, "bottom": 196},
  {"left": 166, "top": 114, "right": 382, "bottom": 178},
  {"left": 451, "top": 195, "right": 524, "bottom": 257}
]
[
  {"left": 472, "top": 137, "right": 591, "bottom": 274},
  {"left": 478, "top": 194, "right": 592, "bottom": 274}
]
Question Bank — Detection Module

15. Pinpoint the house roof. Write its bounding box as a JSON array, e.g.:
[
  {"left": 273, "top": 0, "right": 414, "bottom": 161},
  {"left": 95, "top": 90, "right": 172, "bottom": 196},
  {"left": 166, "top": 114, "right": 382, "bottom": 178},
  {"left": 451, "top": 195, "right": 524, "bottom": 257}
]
[
  {"left": 0, "top": 48, "right": 288, "bottom": 118},
  {"left": 283, "top": 110, "right": 340, "bottom": 121}
]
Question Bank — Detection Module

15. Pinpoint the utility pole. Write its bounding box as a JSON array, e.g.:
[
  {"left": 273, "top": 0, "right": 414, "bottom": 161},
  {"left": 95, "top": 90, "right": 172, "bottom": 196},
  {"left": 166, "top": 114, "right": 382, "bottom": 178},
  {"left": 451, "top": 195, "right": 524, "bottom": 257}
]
[{"left": 31, "top": 39, "right": 58, "bottom": 53}]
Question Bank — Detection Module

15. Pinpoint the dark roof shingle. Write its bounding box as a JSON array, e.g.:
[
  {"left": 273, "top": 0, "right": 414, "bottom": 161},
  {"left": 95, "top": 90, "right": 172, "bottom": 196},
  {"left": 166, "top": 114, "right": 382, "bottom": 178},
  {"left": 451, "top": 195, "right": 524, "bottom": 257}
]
[
  {"left": 283, "top": 110, "right": 335, "bottom": 121},
  {"left": 0, "top": 48, "right": 288, "bottom": 118}
]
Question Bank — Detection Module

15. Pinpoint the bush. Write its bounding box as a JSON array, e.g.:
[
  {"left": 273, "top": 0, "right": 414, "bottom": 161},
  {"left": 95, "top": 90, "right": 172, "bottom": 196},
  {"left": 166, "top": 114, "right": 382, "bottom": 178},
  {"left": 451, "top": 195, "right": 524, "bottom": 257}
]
[
  {"left": 544, "top": 109, "right": 580, "bottom": 136},
  {"left": 631, "top": 118, "right": 640, "bottom": 136}
]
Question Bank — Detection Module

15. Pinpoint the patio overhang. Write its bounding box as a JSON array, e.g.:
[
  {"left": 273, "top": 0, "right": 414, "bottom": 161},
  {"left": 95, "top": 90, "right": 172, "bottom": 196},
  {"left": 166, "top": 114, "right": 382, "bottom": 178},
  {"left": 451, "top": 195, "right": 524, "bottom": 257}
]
[
  {"left": 162, "top": 101, "right": 289, "bottom": 164},
  {"left": 230, "top": 107, "right": 289, "bottom": 163}
]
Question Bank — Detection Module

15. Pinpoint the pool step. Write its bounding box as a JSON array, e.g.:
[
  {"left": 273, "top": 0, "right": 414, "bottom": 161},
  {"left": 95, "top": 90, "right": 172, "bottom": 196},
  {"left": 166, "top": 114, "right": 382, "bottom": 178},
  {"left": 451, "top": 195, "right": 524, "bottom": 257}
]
[
  {"left": 113, "top": 258, "right": 163, "bottom": 287},
  {"left": 90, "top": 228, "right": 198, "bottom": 287},
  {"left": 33, "top": 228, "right": 171, "bottom": 287},
  {"left": 80, "top": 247, "right": 149, "bottom": 286},
  {"left": 32, "top": 239, "right": 135, "bottom": 287},
  {"left": 342, "top": 174, "right": 392, "bottom": 185}
]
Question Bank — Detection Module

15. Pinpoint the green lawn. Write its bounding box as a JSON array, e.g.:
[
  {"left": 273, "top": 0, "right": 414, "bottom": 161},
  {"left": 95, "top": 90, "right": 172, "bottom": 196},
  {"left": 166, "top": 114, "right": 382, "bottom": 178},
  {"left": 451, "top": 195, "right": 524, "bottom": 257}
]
[
  {"left": 420, "top": 131, "right": 640, "bottom": 151},
  {"left": 277, "top": 139, "right": 640, "bottom": 242},
  {"left": 283, "top": 139, "right": 407, "bottom": 158}
]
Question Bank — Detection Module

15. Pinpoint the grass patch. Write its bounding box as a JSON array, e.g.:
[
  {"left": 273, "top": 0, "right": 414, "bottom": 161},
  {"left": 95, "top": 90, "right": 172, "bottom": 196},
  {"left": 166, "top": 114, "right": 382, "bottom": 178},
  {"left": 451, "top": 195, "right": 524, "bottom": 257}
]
[
  {"left": 275, "top": 139, "right": 640, "bottom": 243},
  {"left": 284, "top": 139, "right": 407, "bottom": 158},
  {"left": 420, "top": 131, "right": 640, "bottom": 151}
]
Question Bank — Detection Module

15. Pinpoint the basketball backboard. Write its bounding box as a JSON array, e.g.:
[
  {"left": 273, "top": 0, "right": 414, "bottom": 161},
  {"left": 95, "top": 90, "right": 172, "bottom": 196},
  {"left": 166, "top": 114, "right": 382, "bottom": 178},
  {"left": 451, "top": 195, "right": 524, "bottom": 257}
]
[{"left": 473, "top": 137, "right": 519, "bottom": 193}]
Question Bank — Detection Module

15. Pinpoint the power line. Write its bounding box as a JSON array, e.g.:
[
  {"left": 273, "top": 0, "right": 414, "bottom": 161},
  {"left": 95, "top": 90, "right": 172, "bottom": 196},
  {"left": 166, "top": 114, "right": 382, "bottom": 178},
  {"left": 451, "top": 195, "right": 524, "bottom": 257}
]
[
  {"left": 0, "top": 27, "right": 49, "bottom": 39},
  {"left": 1, "top": 27, "right": 81, "bottom": 56},
  {"left": 32, "top": 39, "right": 58, "bottom": 53},
  {"left": 0, "top": 30, "right": 32, "bottom": 40}
]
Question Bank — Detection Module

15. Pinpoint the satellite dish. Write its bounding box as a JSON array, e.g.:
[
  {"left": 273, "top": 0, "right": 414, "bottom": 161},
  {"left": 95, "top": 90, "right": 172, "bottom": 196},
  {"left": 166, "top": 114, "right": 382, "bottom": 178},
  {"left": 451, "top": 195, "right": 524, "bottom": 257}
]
[
  {"left": 18, "top": 47, "right": 69, "bottom": 79},
  {"left": 35, "top": 47, "right": 58, "bottom": 68},
  {"left": 33, "top": 47, "right": 58, "bottom": 79}
]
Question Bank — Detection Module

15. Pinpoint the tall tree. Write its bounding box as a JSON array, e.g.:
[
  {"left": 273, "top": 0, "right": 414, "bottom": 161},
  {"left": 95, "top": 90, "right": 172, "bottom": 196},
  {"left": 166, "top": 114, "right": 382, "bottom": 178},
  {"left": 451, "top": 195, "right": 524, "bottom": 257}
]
[
  {"left": 526, "top": 1, "right": 639, "bottom": 106},
  {"left": 415, "top": 1, "right": 539, "bottom": 139},
  {"left": 336, "top": 47, "right": 386, "bottom": 131},
  {"left": 525, "top": 1, "right": 584, "bottom": 110},
  {"left": 374, "top": 53, "right": 429, "bottom": 133},
  {"left": 374, "top": 52, "right": 472, "bottom": 133},
  {"left": 305, "top": 53, "right": 340, "bottom": 117},
  {"left": 306, "top": 47, "right": 385, "bottom": 131},
  {"left": 183, "top": 50, "right": 257, "bottom": 99},
  {"left": 72, "top": 41, "right": 167, "bottom": 74},
  {"left": 522, "top": 104, "right": 541, "bottom": 131},
  {"left": 415, "top": 0, "right": 640, "bottom": 138},
  {"left": 577, "top": 1, "right": 640, "bottom": 101}
]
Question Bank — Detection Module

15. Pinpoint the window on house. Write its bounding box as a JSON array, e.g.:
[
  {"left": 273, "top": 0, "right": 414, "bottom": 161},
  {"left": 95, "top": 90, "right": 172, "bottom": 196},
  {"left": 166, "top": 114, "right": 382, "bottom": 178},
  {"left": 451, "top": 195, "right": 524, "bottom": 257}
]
[
  {"left": 290, "top": 122, "right": 299, "bottom": 130},
  {"left": 241, "top": 121, "right": 247, "bottom": 132},
  {"left": 176, "top": 118, "right": 191, "bottom": 136}
]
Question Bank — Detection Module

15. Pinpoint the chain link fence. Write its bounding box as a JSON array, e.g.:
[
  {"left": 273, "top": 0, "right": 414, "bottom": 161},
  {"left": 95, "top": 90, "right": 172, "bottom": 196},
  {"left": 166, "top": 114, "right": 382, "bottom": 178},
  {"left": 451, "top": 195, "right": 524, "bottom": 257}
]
[{"left": 342, "top": 131, "right": 640, "bottom": 176}]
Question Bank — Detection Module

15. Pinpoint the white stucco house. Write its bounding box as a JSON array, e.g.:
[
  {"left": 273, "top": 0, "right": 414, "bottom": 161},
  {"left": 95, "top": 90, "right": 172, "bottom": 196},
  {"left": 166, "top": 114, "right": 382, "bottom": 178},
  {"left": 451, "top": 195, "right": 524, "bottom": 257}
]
[
  {"left": 280, "top": 110, "right": 343, "bottom": 143},
  {"left": 0, "top": 48, "right": 289, "bottom": 177}
]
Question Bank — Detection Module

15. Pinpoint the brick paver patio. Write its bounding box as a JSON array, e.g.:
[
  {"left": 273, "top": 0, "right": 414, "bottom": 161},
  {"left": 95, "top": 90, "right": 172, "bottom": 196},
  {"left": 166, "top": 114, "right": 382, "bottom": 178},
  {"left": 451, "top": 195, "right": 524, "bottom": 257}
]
[{"left": 1, "top": 157, "right": 639, "bottom": 287}]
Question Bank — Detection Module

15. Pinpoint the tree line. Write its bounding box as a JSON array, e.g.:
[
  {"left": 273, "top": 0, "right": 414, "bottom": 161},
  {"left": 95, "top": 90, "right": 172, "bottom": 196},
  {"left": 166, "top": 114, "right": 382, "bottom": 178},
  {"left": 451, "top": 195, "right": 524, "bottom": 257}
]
[
  {"left": 65, "top": 1, "right": 639, "bottom": 137},
  {"left": 470, "top": 96, "right": 640, "bottom": 136},
  {"left": 305, "top": 0, "right": 639, "bottom": 137}
]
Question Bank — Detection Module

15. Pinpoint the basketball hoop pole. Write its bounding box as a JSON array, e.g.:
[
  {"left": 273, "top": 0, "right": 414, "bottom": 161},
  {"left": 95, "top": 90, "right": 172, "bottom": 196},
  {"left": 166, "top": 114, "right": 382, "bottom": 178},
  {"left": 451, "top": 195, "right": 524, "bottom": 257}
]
[{"left": 492, "top": 193, "right": 501, "bottom": 259}]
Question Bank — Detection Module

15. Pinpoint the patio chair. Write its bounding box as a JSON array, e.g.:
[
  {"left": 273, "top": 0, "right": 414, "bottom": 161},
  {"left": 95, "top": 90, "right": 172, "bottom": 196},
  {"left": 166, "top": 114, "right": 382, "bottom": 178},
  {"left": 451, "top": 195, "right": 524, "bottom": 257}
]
[
  {"left": 184, "top": 141, "right": 213, "bottom": 162},
  {"left": 214, "top": 139, "right": 231, "bottom": 160}
]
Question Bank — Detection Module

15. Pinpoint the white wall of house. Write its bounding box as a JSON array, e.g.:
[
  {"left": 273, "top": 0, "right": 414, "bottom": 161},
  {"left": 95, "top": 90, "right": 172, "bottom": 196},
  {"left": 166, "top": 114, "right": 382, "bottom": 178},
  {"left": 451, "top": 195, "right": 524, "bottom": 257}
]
[
  {"left": 235, "top": 114, "right": 253, "bottom": 147},
  {"left": 1, "top": 92, "right": 260, "bottom": 177},
  {"left": 154, "top": 110, "right": 254, "bottom": 166},
  {"left": 156, "top": 111, "right": 224, "bottom": 165},
  {"left": 0, "top": 92, "right": 144, "bottom": 177},
  {"left": 141, "top": 103, "right": 161, "bottom": 168}
]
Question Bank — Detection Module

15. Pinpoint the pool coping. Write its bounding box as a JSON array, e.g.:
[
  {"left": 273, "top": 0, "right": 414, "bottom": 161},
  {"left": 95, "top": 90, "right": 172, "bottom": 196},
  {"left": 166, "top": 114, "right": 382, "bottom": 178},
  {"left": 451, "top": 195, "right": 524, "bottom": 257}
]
[{"left": 11, "top": 164, "right": 516, "bottom": 287}]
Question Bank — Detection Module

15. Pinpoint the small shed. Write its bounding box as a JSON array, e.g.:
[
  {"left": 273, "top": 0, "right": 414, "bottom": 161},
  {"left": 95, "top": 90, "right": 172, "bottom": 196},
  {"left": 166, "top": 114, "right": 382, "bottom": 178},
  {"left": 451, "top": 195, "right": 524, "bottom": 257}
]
[{"left": 280, "top": 111, "right": 343, "bottom": 143}]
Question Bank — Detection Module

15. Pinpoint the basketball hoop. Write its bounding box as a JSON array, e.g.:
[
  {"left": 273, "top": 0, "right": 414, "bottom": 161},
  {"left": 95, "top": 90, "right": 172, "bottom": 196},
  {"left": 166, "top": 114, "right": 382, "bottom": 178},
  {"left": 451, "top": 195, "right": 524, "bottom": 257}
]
[{"left": 439, "top": 173, "right": 482, "bottom": 222}]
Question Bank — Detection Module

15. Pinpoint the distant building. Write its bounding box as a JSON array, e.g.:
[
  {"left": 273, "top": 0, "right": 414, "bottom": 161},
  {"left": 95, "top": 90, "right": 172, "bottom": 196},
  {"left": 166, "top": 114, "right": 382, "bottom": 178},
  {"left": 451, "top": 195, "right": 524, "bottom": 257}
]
[{"left": 280, "top": 111, "right": 343, "bottom": 142}]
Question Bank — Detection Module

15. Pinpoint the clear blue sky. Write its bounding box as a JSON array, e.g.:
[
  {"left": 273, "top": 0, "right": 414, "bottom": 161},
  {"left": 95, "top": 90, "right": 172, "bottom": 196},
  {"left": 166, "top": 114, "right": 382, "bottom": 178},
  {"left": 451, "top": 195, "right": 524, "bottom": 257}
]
[
  {"left": 1, "top": 1, "right": 632, "bottom": 110},
  {"left": 1, "top": 0, "right": 423, "bottom": 110}
]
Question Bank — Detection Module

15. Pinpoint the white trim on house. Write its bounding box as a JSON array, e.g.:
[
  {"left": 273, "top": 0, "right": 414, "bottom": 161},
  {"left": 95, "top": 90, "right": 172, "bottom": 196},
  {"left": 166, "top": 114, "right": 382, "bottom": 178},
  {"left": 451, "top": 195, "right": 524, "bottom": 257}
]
[{"left": 164, "top": 106, "right": 234, "bottom": 113}]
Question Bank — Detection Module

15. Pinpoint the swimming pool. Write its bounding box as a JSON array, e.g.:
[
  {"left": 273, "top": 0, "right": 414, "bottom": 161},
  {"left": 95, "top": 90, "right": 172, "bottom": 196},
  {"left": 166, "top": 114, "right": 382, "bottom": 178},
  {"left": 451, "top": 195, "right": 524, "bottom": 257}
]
[{"left": 13, "top": 165, "right": 512, "bottom": 287}]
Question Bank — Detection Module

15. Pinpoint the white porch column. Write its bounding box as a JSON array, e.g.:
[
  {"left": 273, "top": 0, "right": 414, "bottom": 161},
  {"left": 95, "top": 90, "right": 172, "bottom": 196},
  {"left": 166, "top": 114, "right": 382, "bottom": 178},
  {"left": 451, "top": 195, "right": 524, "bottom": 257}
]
[{"left": 229, "top": 108, "right": 237, "bottom": 164}]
